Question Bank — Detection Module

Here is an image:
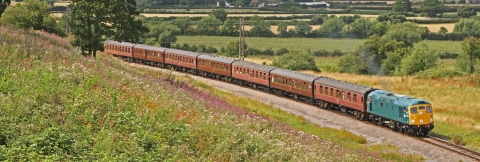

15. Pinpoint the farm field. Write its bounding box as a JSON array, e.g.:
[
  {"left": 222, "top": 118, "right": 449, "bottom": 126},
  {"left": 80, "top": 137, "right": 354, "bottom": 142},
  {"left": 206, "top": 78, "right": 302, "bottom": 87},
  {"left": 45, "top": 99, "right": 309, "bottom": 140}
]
[
  {"left": 177, "top": 36, "right": 463, "bottom": 54},
  {"left": 420, "top": 23, "right": 455, "bottom": 33}
]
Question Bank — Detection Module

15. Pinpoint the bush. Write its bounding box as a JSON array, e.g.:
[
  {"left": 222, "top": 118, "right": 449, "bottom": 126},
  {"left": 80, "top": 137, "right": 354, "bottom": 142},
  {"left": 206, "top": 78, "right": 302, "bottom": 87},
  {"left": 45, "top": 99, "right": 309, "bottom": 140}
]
[
  {"left": 275, "top": 48, "right": 290, "bottom": 56},
  {"left": 272, "top": 51, "right": 320, "bottom": 72},
  {"left": 415, "top": 67, "right": 466, "bottom": 78}
]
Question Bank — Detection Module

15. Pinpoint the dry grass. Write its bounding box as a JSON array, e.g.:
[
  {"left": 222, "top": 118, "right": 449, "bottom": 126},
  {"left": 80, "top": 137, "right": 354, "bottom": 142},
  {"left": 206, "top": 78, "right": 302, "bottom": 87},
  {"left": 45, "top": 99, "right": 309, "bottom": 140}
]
[{"left": 420, "top": 23, "right": 455, "bottom": 33}]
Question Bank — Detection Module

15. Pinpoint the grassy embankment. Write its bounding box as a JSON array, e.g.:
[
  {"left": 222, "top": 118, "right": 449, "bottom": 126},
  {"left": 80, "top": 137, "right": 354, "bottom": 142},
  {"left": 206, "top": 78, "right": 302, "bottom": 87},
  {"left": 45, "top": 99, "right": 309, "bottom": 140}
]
[
  {"left": 177, "top": 35, "right": 480, "bottom": 152},
  {"left": 0, "top": 27, "right": 423, "bottom": 160}
]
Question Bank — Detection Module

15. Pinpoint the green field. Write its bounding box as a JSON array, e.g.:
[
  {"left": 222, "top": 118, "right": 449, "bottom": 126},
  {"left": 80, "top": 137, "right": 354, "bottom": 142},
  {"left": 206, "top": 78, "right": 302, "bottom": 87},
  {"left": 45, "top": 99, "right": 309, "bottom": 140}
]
[{"left": 177, "top": 36, "right": 464, "bottom": 54}]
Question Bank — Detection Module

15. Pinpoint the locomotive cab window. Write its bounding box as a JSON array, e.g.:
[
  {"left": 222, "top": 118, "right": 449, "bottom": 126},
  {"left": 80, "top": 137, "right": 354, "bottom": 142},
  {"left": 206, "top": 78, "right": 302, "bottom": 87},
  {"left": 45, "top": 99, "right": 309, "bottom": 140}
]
[
  {"left": 426, "top": 106, "right": 432, "bottom": 113},
  {"left": 410, "top": 107, "right": 418, "bottom": 114},
  {"left": 419, "top": 106, "right": 425, "bottom": 110}
]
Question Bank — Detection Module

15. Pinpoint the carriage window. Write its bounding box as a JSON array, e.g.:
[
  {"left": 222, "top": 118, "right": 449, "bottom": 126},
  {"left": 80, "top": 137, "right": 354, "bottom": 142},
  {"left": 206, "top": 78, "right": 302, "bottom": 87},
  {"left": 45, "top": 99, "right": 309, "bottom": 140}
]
[
  {"left": 353, "top": 94, "right": 357, "bottom": 102},
  {"left": 336, "top": 89, "right": 340, "bottom": 98},
  {"left": 319, "top": 86, "right": 323, "bottom": 93},
  {"left": 342, "top": 91, "right": 345, "bottom": 100},
  {"left": 347, "top": 92, "right": 351, "bottom": 101},
  {"left": 410, "top": 107, "right": 418, "bottom": 114},
  {"left": 426, "top": 106, "right": 432, "bottom": 113},
  {"left": 330, "top": 88, "right": 334, "bottom": 96}
]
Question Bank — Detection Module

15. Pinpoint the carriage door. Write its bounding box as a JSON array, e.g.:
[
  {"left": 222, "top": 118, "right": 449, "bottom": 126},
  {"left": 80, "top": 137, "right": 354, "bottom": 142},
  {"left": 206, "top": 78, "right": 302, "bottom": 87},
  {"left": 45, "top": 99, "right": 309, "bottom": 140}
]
[{"left": 367, "top": 95, "right": 373, "bottom": 112}]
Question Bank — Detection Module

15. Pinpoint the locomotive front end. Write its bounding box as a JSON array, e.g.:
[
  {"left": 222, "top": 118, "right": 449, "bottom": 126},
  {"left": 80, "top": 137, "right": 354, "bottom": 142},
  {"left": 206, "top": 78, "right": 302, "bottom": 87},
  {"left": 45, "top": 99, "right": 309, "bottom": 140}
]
[{"left": 407, "top": 104, "right": 434, "bottom": 135}]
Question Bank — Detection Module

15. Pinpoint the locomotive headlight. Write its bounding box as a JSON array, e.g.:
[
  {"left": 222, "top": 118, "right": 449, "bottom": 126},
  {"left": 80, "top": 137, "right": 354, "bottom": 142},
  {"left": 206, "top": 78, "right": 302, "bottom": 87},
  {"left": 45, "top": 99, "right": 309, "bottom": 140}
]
[
  {"left": 411, "top": 119, "right": 415, "bottom": 123},
  {"left": 430, "top": 118, "right": 433, "bottom": 122},
  {"left": 420, "top": 119, "right": 424, "bottom": 123}
]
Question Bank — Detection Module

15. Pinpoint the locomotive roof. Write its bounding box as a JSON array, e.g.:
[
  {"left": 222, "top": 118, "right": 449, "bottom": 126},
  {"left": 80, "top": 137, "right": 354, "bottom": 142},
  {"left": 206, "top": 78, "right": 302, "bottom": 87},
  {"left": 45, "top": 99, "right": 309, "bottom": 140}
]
[
  {"left": 270, "top": 68, "right": 320, "bottom": 82},
  {"left": 314, "top": 77, "right": 374, "bottom": 94},
  {"left": 104, "top": 40, "right": 135, "bottom": 47},
  {"left": 134, "top": 44, "right": 168, "bottom": 52},
  {"left": 165, "top": 49, "right": 201, "bottom": 57},
  {"left": 232, "top": 60, "right": 277, "bottom": 72},
  {"left": 198, "top": 54, "right": 237, "bottom": 64},
  {"left": 368, "top": 90, "right": 431, "bottom": 107}
]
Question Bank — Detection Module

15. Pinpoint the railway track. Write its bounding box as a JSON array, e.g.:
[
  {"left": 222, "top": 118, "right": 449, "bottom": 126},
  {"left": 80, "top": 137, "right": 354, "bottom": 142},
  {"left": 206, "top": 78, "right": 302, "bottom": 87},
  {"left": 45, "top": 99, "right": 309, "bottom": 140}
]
[
  {"left": 122, "top": 57, "right": 480, "bottom": 161},
  {"left": 419, "top": 136, "right": 480, "bottom": 161}
]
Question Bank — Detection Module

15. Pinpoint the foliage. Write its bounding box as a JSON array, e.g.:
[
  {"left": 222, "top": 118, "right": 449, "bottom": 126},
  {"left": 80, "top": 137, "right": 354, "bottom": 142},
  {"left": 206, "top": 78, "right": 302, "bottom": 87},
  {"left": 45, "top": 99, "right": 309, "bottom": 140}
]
[
  {"left": 418, "top": 0, "right": 444, "bottom": 18},
  {"left": 144, "top": 22, "right": 181, "bottom": 47},
  {"left": 170, "top": 17, "right": 192, "bottom": 35},
  {"left": 337, "top": 35, "right": 407, "bottom": 75},
  {"left": 456, "top": 37, "right": 480, "bottom": 74},
  {"left": 223, "top": 40, "right": 247, "bottom": 57},
  {"left": 438, "top": 26, "right": 448, "bottom": 34},
  {"left": 392, "top": 0, "right": 412, "bottom": 13},
  {"left": 310, "top": 14, "right": 325, "bottom": 25},
  {"left": 277, "top": 22, "right": 289, "bottom": 38},
  {"left": 293, "top": 21, "right": 312, "bottom": 37},
  {"left": 247, "top": 16, "right": 275, "bottom": 37},
  {"left": 219, "top": 18, "right": 239, "bottom": 36},
  {"left": 377, "top": 13, "right": 406, "bottom": 24},
  {"left": 414, "top": 66, "right": 465, "bottom": 78},
  {"left": 457, "top": 5, "right": 477, "bottom": 18},
  {"left": 342, "top": 18, "right": 379, "bottom": 36},
  {"left": 275, "top": 48, "right": 289, "bottom": 56},
  {"left": 209, "top": 9, "right": 228, "bottom": 22},
  {"left": 196, "top": 16, "right": 222, "bottom": 36},
  {"left": 383, "top": 22, "right": 424, "bottom": 47},
  {"left": 316, "top": 16, "right": 344, "bottom": 34},
  {"left": 453, "top": 18, "right": 480, "bottom": 34},
  {"left": 398, "top": 42, "right": 438, "bottom": 75},
  {"left": 0, "top": 0, "right": 66, "bottom": 37},
  {"left": 69, "top": 0, "right": 147, "bottom": 56},
  {"left": 0, "top": 0, "right": 11, "bottom": 18},
  {"left": 272, "top": 51, "right": 320, "bottom": 72}
]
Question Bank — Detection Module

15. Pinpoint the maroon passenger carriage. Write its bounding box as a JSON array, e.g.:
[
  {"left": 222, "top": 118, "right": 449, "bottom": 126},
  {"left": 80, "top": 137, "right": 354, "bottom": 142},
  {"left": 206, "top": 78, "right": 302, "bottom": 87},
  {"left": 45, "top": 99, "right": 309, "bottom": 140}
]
[
  {"left": 103, "top": 40, "right": 135, "bottom": 61},
  {"left": 232, "top": 61, "right": 277, "bottom": 92},
  {"left": 164, "top": 49, "right": 201, "bottom": 74},
  {"left": 133, "top": 44, "right": 167, "bottom": 66},
  {"left": 313, "top": 78, "right": 375, "bottom": 119},
  {"left": 197, "top": 54, "right": 237, "bottom": 81},
  {"left": 269, "top": 69, "right": 319, "bottom": 104}
]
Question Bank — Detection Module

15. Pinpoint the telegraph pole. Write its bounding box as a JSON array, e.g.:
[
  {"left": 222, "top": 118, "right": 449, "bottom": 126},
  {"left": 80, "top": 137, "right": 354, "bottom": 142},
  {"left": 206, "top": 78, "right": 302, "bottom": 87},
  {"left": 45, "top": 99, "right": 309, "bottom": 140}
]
[{"left": 238, "top": 17, "right": 245, "bottom": 60}]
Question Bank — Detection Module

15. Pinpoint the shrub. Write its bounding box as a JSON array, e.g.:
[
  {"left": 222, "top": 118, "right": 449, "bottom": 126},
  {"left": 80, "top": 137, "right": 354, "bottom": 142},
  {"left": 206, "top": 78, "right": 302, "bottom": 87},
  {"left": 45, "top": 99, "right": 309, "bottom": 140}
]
[
  {"left": 414, "top": 67, "right": 466, "bottom": 78},
  {"left": 275, "top": 48, "right": 290, "bottom": 56},
  {"left": 272, "top": 51, "right": 320, "bottom": 72}
]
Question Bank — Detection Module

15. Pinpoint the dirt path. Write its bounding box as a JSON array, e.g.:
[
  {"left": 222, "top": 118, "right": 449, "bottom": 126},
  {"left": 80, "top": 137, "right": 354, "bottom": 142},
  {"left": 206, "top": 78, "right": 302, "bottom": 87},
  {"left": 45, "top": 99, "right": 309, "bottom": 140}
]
[{"left": 131, "top": 62, "right": 473, "bottom": 162}]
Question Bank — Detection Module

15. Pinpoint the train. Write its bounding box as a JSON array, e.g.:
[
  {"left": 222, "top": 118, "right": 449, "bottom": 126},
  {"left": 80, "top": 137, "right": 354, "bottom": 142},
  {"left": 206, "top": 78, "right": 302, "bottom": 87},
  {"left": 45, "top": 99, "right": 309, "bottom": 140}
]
[{"left": 104, "top": 40, "right": 435, "bottom": 136}]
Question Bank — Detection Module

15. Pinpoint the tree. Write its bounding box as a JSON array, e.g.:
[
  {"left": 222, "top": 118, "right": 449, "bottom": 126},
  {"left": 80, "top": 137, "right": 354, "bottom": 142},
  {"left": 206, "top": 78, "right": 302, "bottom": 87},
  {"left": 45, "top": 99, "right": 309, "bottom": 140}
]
[
  {"left": 196, "top": 16, "right": 222, "bottom": 36},
  {"left": 0, "top": 0, "right": 11, "bottom": 18},
  {"left": 456, "top": 37, "right": 480, "bottom": 74},
  {"left": 377, "top": 13, "right": 406, "bottom": 24},
  {"left": 209, "top": 9, "right": 228, "bottom": 22},
  {"left": 294, "top": 21, "right": 311, "bottom": 37},
  {"left": 453, "top": 18, "right": 480, "bottom": 34},
  {"left": 224, "top": 40, "right": 247, "bottom": 57},
  {"left": 342, "top": 18, "right": 378, "bottom": 36},
  {"left": 392, "top": 0, "right": 412, "bottom": 13},
  {"left": 0, "top": 0, "right": 66, "bottom": 36},
  {"left": 438, "top": 26, "right": 448, "bottom": 34},
  {"left": 247, "top": 16, "right": 274, "bottom": 37},
  {"left": 277, "top": 22, "right": 289, "bottom": 37},
  {"left": 310, "top": 14, "right": 324, "bottom": 25},
  {"left": 220, "top": 18, "right": 239, "bottom": 36},
  {"left": 457, "top": 5, "right": 477, "bottom": 18},
  {"left": 144, "top": 22, "right": 180, "bottom": 47},
  {"left": 272, "top": 51, "right": 320, "bottom": 72},
  {"left": 316, "top": 17, "right": 344, "bottom": 34},
  {"left": 170, "top": 17, "right": 192, "bottom": 35},
  {"left": 69, "top": 0, "right": 147, "bottom": 57},
  {"left": 419, "top": 0, "right": 443, "bottom": 18},
  {"left": 399, "top": 42, "right": 438, "bottom": 75},
  {"left": 383, "top": 22, "right": 423, "bottom": 47}
]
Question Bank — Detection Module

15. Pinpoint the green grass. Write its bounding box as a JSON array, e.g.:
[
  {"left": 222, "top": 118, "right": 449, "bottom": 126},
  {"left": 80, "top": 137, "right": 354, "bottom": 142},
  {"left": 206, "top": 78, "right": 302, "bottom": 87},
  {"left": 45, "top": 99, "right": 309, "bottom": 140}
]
[
  {"left": 177, "top": 36, "right": 465, "bottom": 54},
  {"left": 177, "top": 36, "right": 366, "bottom": 52}
]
